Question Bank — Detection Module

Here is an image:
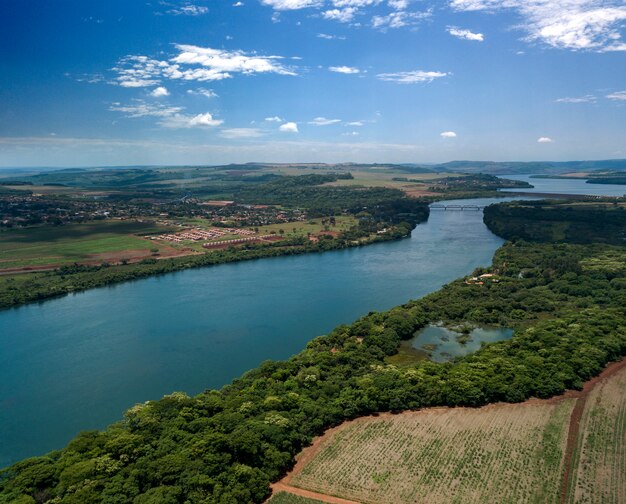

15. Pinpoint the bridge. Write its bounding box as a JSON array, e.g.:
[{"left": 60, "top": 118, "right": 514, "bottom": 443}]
[{"left": 430, "top": 204, "right": 485, "bottom": 211}]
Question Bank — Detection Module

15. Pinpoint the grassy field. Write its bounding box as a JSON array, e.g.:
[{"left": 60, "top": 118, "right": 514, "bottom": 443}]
[
  {"left": 267, "top": 492, "right": 325, "bottom": 504},
  {"left": 289, "top": 401, "right": 575, "bottom": 504},
  {"left": 567, "top": 366, "right": 626, "bottom": 503},
  {"left": 0, "top": 220, "right": 175, "bottom": 269}
]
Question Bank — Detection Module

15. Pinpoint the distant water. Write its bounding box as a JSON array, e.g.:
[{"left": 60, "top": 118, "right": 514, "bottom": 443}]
[
  {"left": 500, "top": 174, "right": 626, "bottom": 197},
  {"left": 410, "top": 325, "right": 514, "bottom": 363}
]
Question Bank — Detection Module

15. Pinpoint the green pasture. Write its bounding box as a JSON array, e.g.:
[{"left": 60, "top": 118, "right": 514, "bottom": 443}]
[{"left": 0, "top": 220, "right": 173, "bottom": 269}]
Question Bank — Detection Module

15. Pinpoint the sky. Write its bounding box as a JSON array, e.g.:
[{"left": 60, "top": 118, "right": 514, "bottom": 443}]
[{"left": 0, "top": 0, "right": 625, "bottom": 167}]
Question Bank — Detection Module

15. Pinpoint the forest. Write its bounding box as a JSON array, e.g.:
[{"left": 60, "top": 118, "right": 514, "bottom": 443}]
[{"left": 1, "top": 201, "right": 625, "bottom": 503}]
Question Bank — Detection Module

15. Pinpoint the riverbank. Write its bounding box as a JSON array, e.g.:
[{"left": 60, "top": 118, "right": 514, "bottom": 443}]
[
  {"left": 3, "top": 228, "right": 625, "bottom": 501},
  {"left": 0, "top": 222, "right": 415, "bottom": 311}
]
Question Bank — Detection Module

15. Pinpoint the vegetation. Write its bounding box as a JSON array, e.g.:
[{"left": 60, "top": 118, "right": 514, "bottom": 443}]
[
  {"left": 2, "top": 199, "right": 626, "bottom": 502},
  {"left": 267, "top": 493, "right": 325, "bottom": 504},
  {"left": 483, "top": 199, "right": 626, "bottom": 244},
  {"left": 290, "top": 400, "right": 574, "bottom": 503}
]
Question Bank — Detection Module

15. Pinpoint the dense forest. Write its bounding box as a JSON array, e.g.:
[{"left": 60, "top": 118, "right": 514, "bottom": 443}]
[
  {"left": 483, "top": 199, "right": 626, "bottom": 244},
  {"left": 2, "top": 202, "right": 626, "bottom": 503}
]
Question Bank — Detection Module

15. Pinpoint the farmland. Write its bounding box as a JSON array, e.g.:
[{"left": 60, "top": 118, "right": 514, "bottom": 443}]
[
  {"left": 288, "top": 401, "right": 574, "bottom": 504},
  {"left": 0, "top": 220, "right": 177, "bottom": 270},
  {"left": 274, "top": 360, "right": 626, "bottom": 504},
  {"left": 567, "top": 365, "right": 626, "bottom": 503}
]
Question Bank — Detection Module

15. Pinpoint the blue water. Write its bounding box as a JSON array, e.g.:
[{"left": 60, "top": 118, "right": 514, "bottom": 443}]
[
  {"left": 500, "top": 174, "right": 626, "bottom": 197},
  {"left": 0, "top": 174, "right": 620, "bottom": 467}
]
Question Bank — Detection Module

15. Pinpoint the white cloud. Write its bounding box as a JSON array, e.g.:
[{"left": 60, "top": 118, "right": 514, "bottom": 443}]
[
  {"left": 187, "top": 87, "right": 218, "bottom": 98},
  {"left": 261, "top": 0, "right": 320, "bottom": 10},
  {"left": 329, "top": 65, "right": 360, "bottom": 74},
  {"left": 449, "top": 0, "right": 626, "bottom": 52},
  {"left": 109, "top": 101, "right": 183, "bottom": 118},
  {"left": 309, "top": 117, "right": 342, "bottom": 125},
  {"left": 556, "top": 95, "right": 596, "bottom": 103},
  {"left": 372, "top": 9, "right": 431, "bottom": 29},
  {"left": 219, "top": 128, "right": 264, "bottom": 138},
  {"left": 377, "top": 70, "right": 448, "bottom": 83},
  {"left": 150, "top": 86, "right": 170, "bottom": 97},
  {"left": 447, "top": 26, "right": 484, "bottom": 41},
  {"left": 279, "top": 122, "right": 299, "bottom": 132},
  {"left": 537, "top": 136, "right": 554, "bottom": 143},
  {"left": 440, "top": 131, "right": 457, "bottom": 138},
  {"left": 161, "top": 113, "right": 223, "bottom": 128},
  {"left": 317, "top": 33, "right": 347, "bottom": 39},
  {"left": 109, "top": 100, "right": 221, "bottom": 128},
  {"left": 346, "top": 121, "right": 364, "bottom": 126},
  {"left": 606, "top": 90, "right": 626, "bottom": 100},
  {"left": 265, "top": 116, "right": 284, "bottom": 122},
  {"left": 166, "top": 4, "right": 209, "bottom": 15},
  {"left": 233, "top": 1, "right": 244, "bottom": 5},
  {"left": 113, "top": 46, "right": 297, "bottom": 88},
  {"left": 323, "top": 7, "right": 358, "bottom": 22},
  {"left": 343, "top": 131, "right": 360, "bottom": 136},
  {"left": 388, "top": 0, "right": 408, "bottom": 9}
]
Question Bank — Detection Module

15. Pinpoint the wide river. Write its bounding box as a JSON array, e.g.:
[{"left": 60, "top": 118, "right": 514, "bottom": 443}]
[{"left": 0, "top": 178, "right": 623, "bottom": 467}]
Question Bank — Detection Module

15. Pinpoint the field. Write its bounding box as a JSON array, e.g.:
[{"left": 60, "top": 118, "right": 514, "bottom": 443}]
[
  {"left": 274, "top": 360, "right": 626, "bottom": 504},
  {"left": 0, "top": 220, "right": 177, "bottom": 270},
  {"left": 288, "top": 401, "right": 574, "bottom": 504},
  {"left": 567, "top": 366, "right": 626, "bottom": 503},
  {"left": 267, "top": 492, "right": 328, "bottom": 504}
]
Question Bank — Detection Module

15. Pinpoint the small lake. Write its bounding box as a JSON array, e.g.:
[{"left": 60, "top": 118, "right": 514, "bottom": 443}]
[
  {"left": 410, "top": 325, "right": 514, "bottom": 363},
  {"left": 500, "top": 174, "right": 626, "bottom": 197}
]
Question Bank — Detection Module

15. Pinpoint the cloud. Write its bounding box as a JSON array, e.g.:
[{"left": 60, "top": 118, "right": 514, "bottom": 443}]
[
  {"left": 372, "top": 9, "right": 431, "bottom": 29},
  {"left": 109, "top": 100, "right": 222, "bottom": 128},
  {"left": 279, "top": 122, "right": 299, "bottom": 132},
  {"left": 150, "top": 86, "right": 170, "bottom": 97},
  {"left": 219, "top": 128, "right": 265, "bottom": 138},
  {"left": 329, "top": 65, "right": 360, "bottom": 74},
  {"left": 317, "top": 33, "right": 347, "bottom": 39},
  {"left": 346, "top": 121, "right": 364, "bottom": 126},
  {"left": 537, "top": 136, "right": 554, "bottom": 143},
  {"left": 160, "top": 113, "right": 223, "bottom": 128},
  {"left": 447, "top": 26, "right": 484, "bottom": 41},
  {"left": 555, "top": 95, "right": 596, "bottom": 103},
  {"left": 309, "top": 117, "right": 342, "bottom": 125},
  {"left": 377, "top": 70, "right": 448, "bottom": 83},
  {"left": 606, "top": 90, "right": 626, "bottom": 100},
  {"left": 113, "top": 46, "right": 297, "bottom": 88},
  {"left": 187, "top": 87, "right": 218, "bottom": 98},
  {"left": 265, "top": 116, "right": 284, "bottom": 122},
  {"left": 440, "top": 131, "right": 457, "bottom": 138},
  {"left": 233, "top": 1, "right": 244, "bottom": 5},
  {"left": 323, "top": 7, "right": 358, "bottom": 22},
  {"left": 109, "top": 101, "right": 183, "bottom": 118},
  {"left": 261, "top": 0, "right": 320, "bottom": 10},
  {"left": 343, "top": 131, "right": 360, "bottom": 136},
  {"left": 449, "top": 0, "right": 626, "bottom": 52},
  {"left": 166, "top": 4, "right": 209, "bottom": 15}
]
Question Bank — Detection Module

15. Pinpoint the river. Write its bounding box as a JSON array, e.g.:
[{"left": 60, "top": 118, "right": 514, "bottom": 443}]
[{"left": 0, "top": 177, "right": 622, "bottom": 467}]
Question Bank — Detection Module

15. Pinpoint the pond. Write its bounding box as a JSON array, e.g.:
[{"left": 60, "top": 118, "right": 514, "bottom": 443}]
[{"left": 409, "top": 325, "right": 514, "bottom": 363}]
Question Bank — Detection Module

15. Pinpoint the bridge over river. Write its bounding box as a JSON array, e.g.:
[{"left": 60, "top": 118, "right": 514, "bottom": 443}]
[{"left": 430, "top": 204, "right": 485, "bottom": 211}]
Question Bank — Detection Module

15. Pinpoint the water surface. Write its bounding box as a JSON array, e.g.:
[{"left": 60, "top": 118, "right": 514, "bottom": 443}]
[
  {"left": 500, "top": 174, "right": 626, "bottom": 197},
  {"left": 410, "top": 325, "right": 514, "bottom": 363}
]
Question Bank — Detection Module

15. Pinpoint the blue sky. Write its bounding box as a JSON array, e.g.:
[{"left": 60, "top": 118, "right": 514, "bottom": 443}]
[{"left": 0, "top": 0, "right": 625, "bottom": 167}]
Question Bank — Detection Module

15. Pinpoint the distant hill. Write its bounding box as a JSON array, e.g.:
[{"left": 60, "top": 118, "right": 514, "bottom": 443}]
[{"left": 415, "top": 159, "right": 626, "bottom": 175}]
